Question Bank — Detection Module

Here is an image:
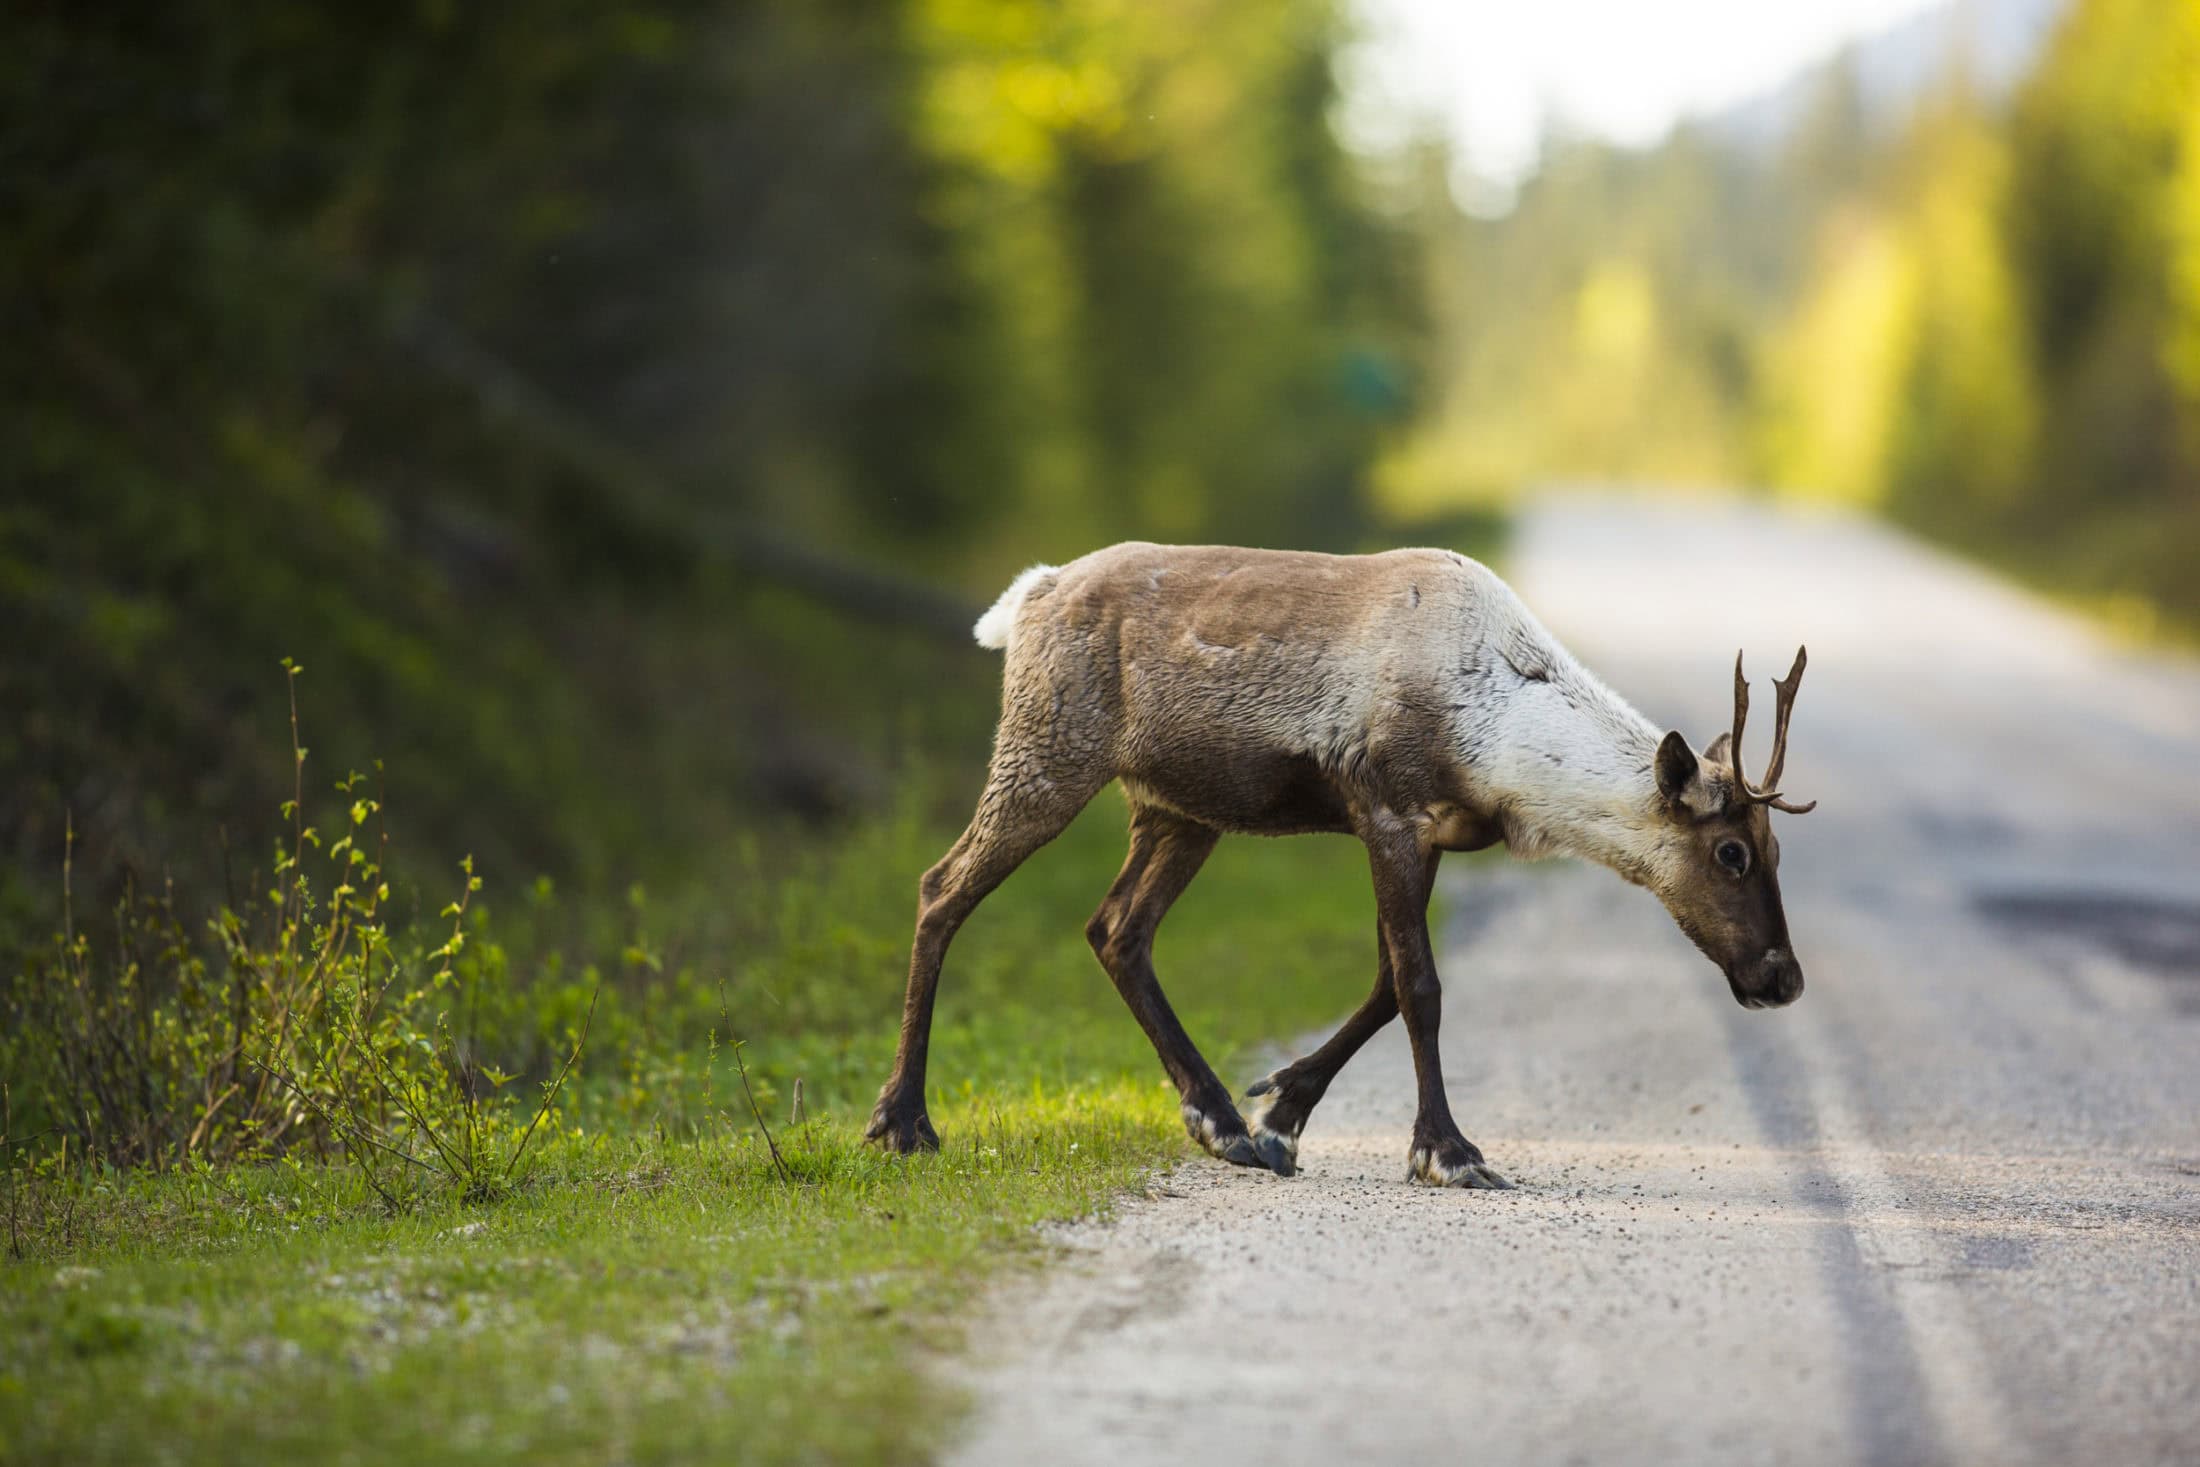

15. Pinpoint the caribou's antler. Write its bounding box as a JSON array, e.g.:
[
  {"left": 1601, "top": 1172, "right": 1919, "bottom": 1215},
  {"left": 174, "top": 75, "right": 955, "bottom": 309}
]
[{"left": 1729, "top": 647, "right": 1817, "bottom": 814}]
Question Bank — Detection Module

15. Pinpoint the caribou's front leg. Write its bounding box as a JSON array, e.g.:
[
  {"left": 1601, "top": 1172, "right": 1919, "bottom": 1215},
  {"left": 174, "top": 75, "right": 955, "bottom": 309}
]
[
  {"left": 1243, "top": 850, "right": 1439, "bottom": 1171},
  {"left": 1361, "top": 814, "right": 1510, "bottom": 1189}
]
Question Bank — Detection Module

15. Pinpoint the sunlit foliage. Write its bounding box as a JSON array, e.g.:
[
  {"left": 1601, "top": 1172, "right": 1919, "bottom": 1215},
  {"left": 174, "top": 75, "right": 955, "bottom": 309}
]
[{"left": 1398, "top": 0, "right": 2200, "bottom": 630}]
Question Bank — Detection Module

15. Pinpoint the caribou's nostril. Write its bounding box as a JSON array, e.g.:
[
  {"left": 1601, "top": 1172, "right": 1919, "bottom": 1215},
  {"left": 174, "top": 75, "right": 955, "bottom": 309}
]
[{"left": 1754, "top": 950, "right": 1804, "bottom": 1007}]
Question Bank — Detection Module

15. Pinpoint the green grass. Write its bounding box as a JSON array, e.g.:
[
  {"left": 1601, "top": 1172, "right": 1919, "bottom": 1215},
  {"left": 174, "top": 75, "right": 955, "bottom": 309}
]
[
  {"left": 1, "top": 1100, "right": 1169, "bottom": 1466},
  {"left": 1, "top": 791, "right": 1390, "bottom": 1466}
]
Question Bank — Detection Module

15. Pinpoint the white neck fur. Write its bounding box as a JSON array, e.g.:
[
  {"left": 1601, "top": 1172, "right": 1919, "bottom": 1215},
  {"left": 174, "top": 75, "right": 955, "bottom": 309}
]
[{"left": 1456, "top": 612, "right": 1671, "bottom": 884}]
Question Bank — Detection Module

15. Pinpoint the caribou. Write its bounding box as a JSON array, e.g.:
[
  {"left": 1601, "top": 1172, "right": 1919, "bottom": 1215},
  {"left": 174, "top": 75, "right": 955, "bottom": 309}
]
[{"left": 865, "top": 543, "right": 1815, "bottom": 1188}]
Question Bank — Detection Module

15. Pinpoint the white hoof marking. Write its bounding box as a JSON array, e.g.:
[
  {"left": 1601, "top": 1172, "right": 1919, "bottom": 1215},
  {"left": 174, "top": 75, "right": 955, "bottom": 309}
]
[
  {"left": 1408, "top": 1145, "right": 1510, "bottom": 1190},
  {"left": 1242, "top": 1091, "right": 1302, "bottom": 1167},
  {"left": 1182, "top": 1104, "right": 1229, "bottom": 1158}
]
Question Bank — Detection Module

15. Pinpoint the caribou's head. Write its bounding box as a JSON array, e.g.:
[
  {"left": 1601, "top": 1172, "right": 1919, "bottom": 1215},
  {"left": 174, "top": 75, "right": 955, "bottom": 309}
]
[{"left": 1650, "top": 648, "right": 1816, "bottom": 1010}]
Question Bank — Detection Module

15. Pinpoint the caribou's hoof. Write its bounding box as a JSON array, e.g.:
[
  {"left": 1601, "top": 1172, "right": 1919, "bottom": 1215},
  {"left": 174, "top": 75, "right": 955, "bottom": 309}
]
[
  {"left": 1407, "top": 1138, "right": 1512, "bottom": 1190},
  {"left": 1219, "top": 1133, "right": 1265, "bottom": 1169},
  {"left": 864, "top": 1102, "right": 940, "bottom": 1155},
  {"left": 1241, "top": 1084, "right": 1304, "bottom": 1178},
  {"left": 1248, "top": 1128, "right": 1298, "bottom": 1177},
  {"left": 1184, "top": 1102, "right": 1287, "bottom": 1175}
]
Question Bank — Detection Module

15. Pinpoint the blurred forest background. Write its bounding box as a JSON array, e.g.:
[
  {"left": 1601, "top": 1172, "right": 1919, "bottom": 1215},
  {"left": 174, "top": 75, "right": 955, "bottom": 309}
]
[
  {"left": 1388, "top": 0, "right": 2200, "bottom": 633},
  {"left": 1, "top": 0, "right": 1426, "bottom": 939},
  {"left": 4, "top": 0, "right": 2197, "bottom": 947}
]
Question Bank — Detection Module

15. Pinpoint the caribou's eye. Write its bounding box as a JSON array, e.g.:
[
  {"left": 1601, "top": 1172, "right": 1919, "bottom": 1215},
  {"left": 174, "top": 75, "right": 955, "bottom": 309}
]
[{"left": 1715, "top": 839, "right": 1750, "bottom": 876}]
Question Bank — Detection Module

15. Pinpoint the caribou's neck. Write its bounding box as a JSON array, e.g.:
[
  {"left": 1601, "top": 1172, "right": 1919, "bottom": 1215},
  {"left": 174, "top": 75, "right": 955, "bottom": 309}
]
[{"left": 1475, "top": 660, "right": 1669, "bottom": 884}]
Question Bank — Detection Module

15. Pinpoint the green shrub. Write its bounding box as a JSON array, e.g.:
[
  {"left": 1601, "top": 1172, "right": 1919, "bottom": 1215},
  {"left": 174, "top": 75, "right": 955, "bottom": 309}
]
[{"left": 1, "top": 665, "right": 593, "bottom": 1204}]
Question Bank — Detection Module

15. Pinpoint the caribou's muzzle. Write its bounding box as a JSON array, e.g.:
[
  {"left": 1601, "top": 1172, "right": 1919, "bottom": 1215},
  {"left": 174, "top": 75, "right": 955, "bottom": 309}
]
[{"left": 1730, "top": 948, "right": 1804, "bottom": 1009}]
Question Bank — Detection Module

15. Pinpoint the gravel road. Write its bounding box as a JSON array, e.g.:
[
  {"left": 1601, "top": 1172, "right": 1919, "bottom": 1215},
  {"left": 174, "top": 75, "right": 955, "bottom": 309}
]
[{"left": 946, "top": 497, "right": 2200, "bottom": 1467}]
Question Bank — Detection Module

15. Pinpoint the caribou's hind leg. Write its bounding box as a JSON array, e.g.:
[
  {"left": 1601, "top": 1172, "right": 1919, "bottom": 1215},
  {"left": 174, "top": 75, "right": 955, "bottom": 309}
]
[
  {"left": 1242, "top": 850, "right": 1438, "bottom": 1172},
  {"left": 865, "top": 758, "right": 1104, "bottom": 1155},
  {"left": 1087, "top": 804, "right": 1285, "bottom": 1174}
]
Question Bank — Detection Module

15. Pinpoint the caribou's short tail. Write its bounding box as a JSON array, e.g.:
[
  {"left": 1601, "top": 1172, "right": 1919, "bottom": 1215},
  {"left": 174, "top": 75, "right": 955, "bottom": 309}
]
[{"left": 972, "top": 564, "right": 1058, "bottom": 651}]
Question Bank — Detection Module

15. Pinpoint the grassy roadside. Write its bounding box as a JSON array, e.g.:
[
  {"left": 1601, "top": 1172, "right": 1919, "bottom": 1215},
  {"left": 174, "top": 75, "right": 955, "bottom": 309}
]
[{"left": 1, "top": 795, "right": 1381, "bottom": 1465}]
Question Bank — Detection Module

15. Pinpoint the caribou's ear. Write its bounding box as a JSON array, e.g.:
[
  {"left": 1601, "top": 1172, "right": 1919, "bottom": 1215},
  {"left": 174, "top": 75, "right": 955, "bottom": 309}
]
[
  {"left": 1702, "top": 731, "right": 1734, "bottom": 767},
  {"left": 1655, "top": 730, "right": 1701, "bottom": 804}
]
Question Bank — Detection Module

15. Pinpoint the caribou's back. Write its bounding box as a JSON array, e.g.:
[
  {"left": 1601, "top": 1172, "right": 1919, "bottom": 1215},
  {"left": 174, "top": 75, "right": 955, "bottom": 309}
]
[{"left": 997, "top": 543, "right": 1505, "bottom": 836}]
